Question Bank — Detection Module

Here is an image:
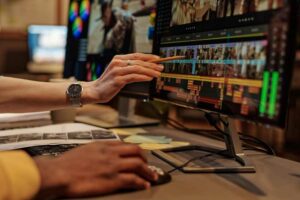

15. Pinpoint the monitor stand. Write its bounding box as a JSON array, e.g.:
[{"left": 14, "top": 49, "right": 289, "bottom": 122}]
[
  {"left": 76, "top": 97, "right": 160, "bottom": 129},
  {"left": 152, "top": 117, "right": 255, "bottom": 173}
]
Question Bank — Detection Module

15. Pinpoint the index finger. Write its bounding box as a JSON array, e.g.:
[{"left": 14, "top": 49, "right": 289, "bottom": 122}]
[
  {"left": 110, "top": 144, "right": 148, "bottom": 163},
  {"left": 89, "top": 142, "right": 148, "bottom": 162},
  {"left": 114, "top": 53, "right": 160, "bottom": 61}
]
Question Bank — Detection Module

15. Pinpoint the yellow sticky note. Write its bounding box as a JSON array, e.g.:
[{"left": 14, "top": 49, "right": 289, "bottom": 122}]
[
  {"left": 139, "top": 141, "right": 190, "bottom": 150},
  {"left": 110, "top": 128, "right": 147, "bottom": 136},
  {"left": 124, "top": 135, "right": 172, "bottom": 144}
]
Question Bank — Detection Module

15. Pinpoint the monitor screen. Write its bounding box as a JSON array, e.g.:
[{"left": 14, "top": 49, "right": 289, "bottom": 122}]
[
  {"left": 64, "top": 0, "right": 135, "bottom": 81},
  {"left": 151, "top": 0, "right": 299, "bottom": 127},
  {"left": 28, "top": 25, "right": 67, "bottom": 63}
]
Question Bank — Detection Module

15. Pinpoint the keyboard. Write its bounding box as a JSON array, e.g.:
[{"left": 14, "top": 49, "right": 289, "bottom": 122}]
[
  {"left": 24, "top": 129, "right": 119, "bottom": 157},
  {"left": 25, "top": 144, "right": 79, "bottom": 157}
]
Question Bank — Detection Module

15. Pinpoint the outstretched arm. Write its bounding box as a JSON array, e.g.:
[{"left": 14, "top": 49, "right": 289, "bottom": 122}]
[{"left": 0, "top": 53, "right": 163, "bottom": 113}]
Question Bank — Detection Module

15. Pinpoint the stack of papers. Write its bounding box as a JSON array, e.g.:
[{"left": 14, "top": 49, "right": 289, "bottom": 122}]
[
  {"left": 0, "top": 112, "right": 52, "bottom": 130},
  {"left": 0, "top": 123, "right": 120, "bottom": 151}
]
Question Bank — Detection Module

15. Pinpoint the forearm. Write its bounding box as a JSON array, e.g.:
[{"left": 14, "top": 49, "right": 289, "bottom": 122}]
[
  {"left": 0, "top": 53, "right": 163, "bottom": 113},
  {"left": 0, "top": 77, "right": 97, "bottom": 113}
]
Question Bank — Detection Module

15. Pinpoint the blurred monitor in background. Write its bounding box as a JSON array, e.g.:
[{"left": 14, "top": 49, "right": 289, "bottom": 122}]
[
  {"left": 27, "top": 25, "right": 67, "bottom": 74},
  {"left": 28, "top": 25, "right": 67, "bottom": 64}
]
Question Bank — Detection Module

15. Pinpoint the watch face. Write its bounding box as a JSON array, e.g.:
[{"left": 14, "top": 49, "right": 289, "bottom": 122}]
[{"left": 68, "top": 84, "right": 82, "bottom": 97}]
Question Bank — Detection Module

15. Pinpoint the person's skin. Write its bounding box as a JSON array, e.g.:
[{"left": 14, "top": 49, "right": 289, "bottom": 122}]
[
  {"left": 0, "top": 53, "right": 163, "bottom": 113},
  {"left": 34, "top": 142, "right": 158, "bottom": 199},
  {"left": 0, "top": 53, "right": 164, "bottom": 199}
]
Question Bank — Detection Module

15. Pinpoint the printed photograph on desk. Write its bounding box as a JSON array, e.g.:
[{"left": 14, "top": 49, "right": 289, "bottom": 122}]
[
  {"left": 68, "top": 131, "right": 93, "bottom": 140},
  {"left": 0, "top": 136, "right": 18, "bottom": 144},
  {"left": 91, "top": 130, "right": 117, "bottom": 139},
  {"left": 170, "top": 0, "right": 284, "bottom": 26},
  {"left": 43, "top": 133, "right": 68, "bottom": 140},
  {"left": 18, "top": 133, "right": 43, "bottom": 142}
]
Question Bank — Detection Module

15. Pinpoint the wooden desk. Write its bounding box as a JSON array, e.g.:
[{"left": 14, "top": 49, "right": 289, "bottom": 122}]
[
  {"left": 70, "top": 50, "right": 300, "bottom": 199},
  {"left": 75, "top": 124, "right": 300, "bottom": 200}
]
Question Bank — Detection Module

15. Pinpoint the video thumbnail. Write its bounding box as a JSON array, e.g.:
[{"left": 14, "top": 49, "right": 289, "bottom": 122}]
[
  {"left": 171, "top": 0, "right": 284, "bottom": 26},
  {"left": 160, "top": 40, "right": 267, "bottom": 80},
  {"left": 87, "top": 0, "right": 134, "bottom": 55}
]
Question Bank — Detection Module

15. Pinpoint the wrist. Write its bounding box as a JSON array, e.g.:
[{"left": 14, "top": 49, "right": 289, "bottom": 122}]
[
  {"left": 81, "top": 81, "right": 99, "bottom": 104},
  {"left": 34, "top": 157, "right": 69, "bottom": 199}
]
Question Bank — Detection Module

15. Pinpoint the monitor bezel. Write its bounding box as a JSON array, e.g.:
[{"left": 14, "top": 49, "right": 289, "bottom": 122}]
[{"left": 150, "top": 0, "right": 299, "bottom": 128}]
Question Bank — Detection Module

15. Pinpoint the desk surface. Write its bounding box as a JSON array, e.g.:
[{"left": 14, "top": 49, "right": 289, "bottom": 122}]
[{"left": 79, "top": 126, "right": 300, "bottom": 200}]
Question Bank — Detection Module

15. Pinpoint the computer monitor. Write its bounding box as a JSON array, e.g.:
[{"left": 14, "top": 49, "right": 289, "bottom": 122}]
[
  {"left": 150, "top": 0, "right": 299, "bottom": 173},
  {"left": 64, "top": 0, "right": 159, "bottom": 128},
  {"left": 28, "top": 25, "right": 67, "bottom": 63},
  {"left": 27, "top": 25, "right": 67, "bottom": 73}
]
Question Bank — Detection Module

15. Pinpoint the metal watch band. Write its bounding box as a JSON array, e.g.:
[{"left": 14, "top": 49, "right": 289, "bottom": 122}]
[
  {"left": 69, "top": 96, "right": 83, "bottom": 107},
  {"left": 66, "top": 83, "right": 83, "bottom": 107}
]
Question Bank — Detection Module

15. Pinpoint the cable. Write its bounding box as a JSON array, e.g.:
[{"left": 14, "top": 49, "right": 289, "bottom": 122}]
[
  {"left": 166, "top": 118, "right": 275, "bottom": 155},
  {"left": 149, "top": 103, "right": 276, "bottom": 155},
  {"left": 166, "top": 120, "right": 274, "bottom": 158},
  {"left": 167, "top": 115, "right": 275, "bottom": 155},
  {"left": 166, "top": 120, "right": 223, "bottom": 141},
  {"left": 239, "top": 134, "right": 276, "bottom": 155},
  {"left": 204, "top": 112, "right": 275, "bottom": 155},
  {"left": 204, "top": 112, "right": 276, "bottom": 155},
  {"left": 167, "top": 150, "right": 226, "bottom": 174}
]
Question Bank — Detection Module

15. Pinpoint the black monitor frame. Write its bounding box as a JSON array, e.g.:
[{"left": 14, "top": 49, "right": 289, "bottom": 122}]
[
  {"left": 150, "top": 0, "right": 299, "bottom": 128},
  {"left": 150, "top": 0, "right": 299, "bottom": 174}
]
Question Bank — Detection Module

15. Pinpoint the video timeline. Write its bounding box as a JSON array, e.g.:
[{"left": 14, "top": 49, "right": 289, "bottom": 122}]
[
  {"left": 160, "top": 40, "right": 267, "bottom": 80},
  {"left": 156, "top": 40, "right": 267, "bottom": 113}
]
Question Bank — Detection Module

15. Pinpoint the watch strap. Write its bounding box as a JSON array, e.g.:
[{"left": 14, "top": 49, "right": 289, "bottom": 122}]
[{"left": 66, "top": 83, "right": 83, "bottom": 107}]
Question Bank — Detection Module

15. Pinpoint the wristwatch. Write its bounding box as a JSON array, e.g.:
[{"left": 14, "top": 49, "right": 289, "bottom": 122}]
[{"left": 66, "top": 83, "right": 83, "bottom": 107}]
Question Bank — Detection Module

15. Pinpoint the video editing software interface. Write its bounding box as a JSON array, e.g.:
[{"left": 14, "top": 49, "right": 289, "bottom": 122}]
[
  {"left": 64, "top": 0, "right": 134, "bottom": 81},
  {"left": 152, "top": 0, "right": 298, "bottom": 127}
]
